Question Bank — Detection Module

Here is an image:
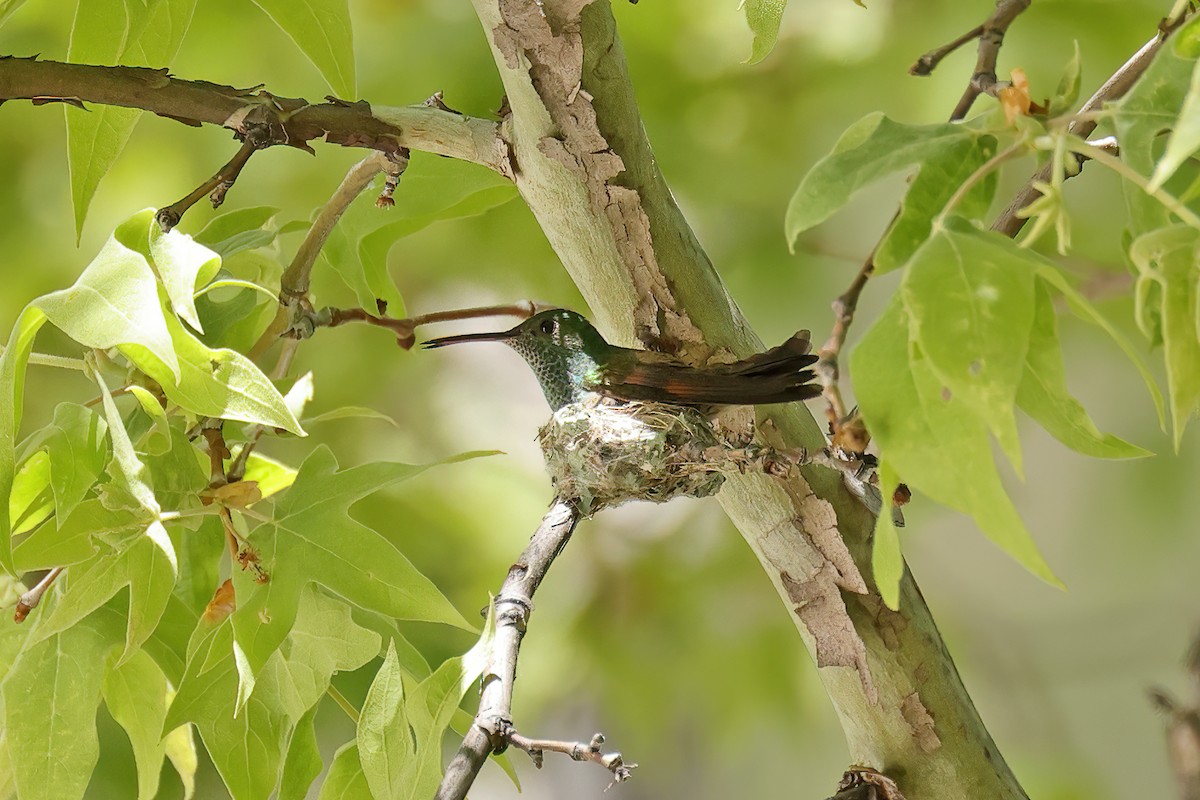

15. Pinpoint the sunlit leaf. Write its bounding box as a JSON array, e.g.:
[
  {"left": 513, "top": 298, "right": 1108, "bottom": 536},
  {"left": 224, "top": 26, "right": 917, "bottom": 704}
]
[
  {"left": 1017, "top": 280, "right": 1151, "bottom": 459},
  {"left": 0, "top": 306, "right": 46, "bottom": 573},
  {"left": 1035, "top": 264, "right": 1165, "bottom": 427},
  {"left": 786, "top": 114, "right": 997, "bottom": 271},
  {"left": 43, "top": 403, "right": 110, "bottom": 523},
  {"left": 66, "top": 0, "right": 199, "bottom": 237},
  {"left": 193, "top": 206, "right": 282, "bottom": 257},
  {"left": 167, "top": 587, "right": 378, "bottom": 800},
  {"left": 102, "top": 650, "right": 174, "bottom": 800},
  {"left": 33, "top": 522, "right": 178, "bottom": 664},
  {"left": 317, "top": 742, "right": 370, "bottom": 800},
  {"left": 149, "top": 222, "right": 222, "bottom": 333},
  {"left": 250, "top": 0, "right": 355, "bottom": 98},
  {"left": 901, "top": 219, "right": 1034, "bottom": 471},
  {"left": 1113, "top": 13, "right": 1200, "bottom": 231},
  {"left": 319, "top": 162, "right": 515, "bottom": 314},
  {"left": 742, "top": 0, "right": 786, "bottom": 65},
  {"left": 399, "top": 606, "right": 493, "bottom": 800},
  {"left": 13, "top": 500, "right": 134, "bottom": 571},
  {"left": 278, "top": 704, "right": 323, "bottom": 800},
  {"left": 35, "top": 211, "right": 179, "bottom": 382},
  {"left": 358, "top": 641, "right": 412, "bottom": 800},
  {"left": 121, "top": 310, "right": 304, "bottom": 435},
  {"left": 1, "top": 611, "right": 121, "bottom": 800},
  {"left": 9, "top": 450, "right": 52, "bottom": 536},
  {"left": 230, "top": 446, "right": 475, "bottom": 697},
  {"left": 127, "top": 385, "right": 171, "bottom": 456},
  {"left": 1129, "top": 224, "right": 1200, "bottom": 446},
  {"left": 852, "top": 298, "right": 1061, "bottom": 587}
]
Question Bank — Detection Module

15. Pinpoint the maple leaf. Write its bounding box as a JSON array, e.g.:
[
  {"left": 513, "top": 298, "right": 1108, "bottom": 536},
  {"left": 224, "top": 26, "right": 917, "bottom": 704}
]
[
  {"left": 167, "top": 586, "right": 379, "bottom": 800},
  {"left": 231, "top": 445, "right": 478, "bottom": 700}
]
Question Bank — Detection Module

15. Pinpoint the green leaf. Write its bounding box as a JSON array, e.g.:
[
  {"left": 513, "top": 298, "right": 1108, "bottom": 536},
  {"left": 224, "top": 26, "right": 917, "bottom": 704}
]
[
  {"left": 13, "top": 500, "right": 134, "bottom": 571},
  {"left": 1, "top": 306, "right": 49, "bottom": 573},
  {"left": 742, "top": 0, "right": 786, "bottom": 65},
  {"left": 0, "top": 0, "right": 28, "bottom": 29},
  {"left": 1047, "top": 41, "right": 1082, "bottom": 117},
  {"left": 1114, "top": 13, "right": 1200, "bottom": 232},
  {"left": 317, "top": 743, "right": 370, "bottom": 800},
  {"left": 10, "top": 451, "right": 53, "bottom": 536},
  {"left": 165, "top": 618, "right": 289, "bottom": 800},
  {"left": 33, "top": 523, "right": 178, "bottom": 664},
  {"left": 91, "top": 363, "right": 159, "bottom": 516},
  {"left": 852, "top": 297, "right": 1062, "bottom": 587},
  {"left": 1017, "top": 280, "right": 1151, "bottom": 459},
  {"left": 102, "top": 649, "right": 174, "bottom": 800},
  {"left": 250, "top": 0, "right": 355, "bottom": 98},
  {"left": 358, "top": 640, "right": 412, "bottom": 800},
  {"left": 1130, "top": 225, "right": 1200, "bottom": 446},
  {"left": 1035, "top": 264, "right": 1166, "bottom": 428},
  {"left": 127, "top": 385, "right": 172, "bottom": 456},
  {"left": 230, "top": 446, "right": 472, "bottom": 695},
  {"left": 167, "top": 587, "right": 378, "bottom": 800},
  {"left": 241, "top": 452, "right": 298, "bottom": 499},
  {"left": 35, "top": 211, "right": 180, "bottom": 383},
  {"left": 400, "top": 608, "right": 493, "bottom": 799},
  {"left": 194, "top": 251, "right": 282, "bottom": 352},
  {"left": 1151, "top": 46, "right": 1200, "bottom": 190},
  {"left": 66, "top": 0, "right": 199, "bottom": 237},
  {"left": 121, "top": 310, "right": 304, "bottom": 435},
  {"left": 163, "top": 721, "right": 198, "bottom": 800},
  {"left": 871, "top": 461, "right": 903, "bottom": 611},
  {"left": 2, "top": 612, "right": 121, "bottom": 800},
  {"left": 319, "top": 163, "right": 515, "bottom": 314},
  {"left": 278, "top": 704, "right": 323, "bottom": 800},
  {"left": 303, "top": 405, "right": 400, "bottom": 428},
  {"left": 43, "top": 403, "right": 110, "bottom": 523},
  {"left": 785, "top": 114, "right": 997, "bottom": 271},
  {"left": 149, "top": 222, "right": 222, "bottom": 332},
  {"left": 901, "top": 219, "right": 1035, "bottom": 472},
  {"left": 193, "top": 206, "right": 282, "bottom": 257}
]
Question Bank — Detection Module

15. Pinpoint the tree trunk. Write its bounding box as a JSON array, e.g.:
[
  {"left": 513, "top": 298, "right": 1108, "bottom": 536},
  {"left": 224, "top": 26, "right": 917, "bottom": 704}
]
[{"left": 467, "top": 1, "right": 1029, "bottom": 797}]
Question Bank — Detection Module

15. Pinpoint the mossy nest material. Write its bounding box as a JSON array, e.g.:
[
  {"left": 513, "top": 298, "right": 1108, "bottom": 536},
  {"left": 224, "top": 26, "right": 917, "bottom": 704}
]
[{"left": 537, "top": 396, "right": 730, "bottom": 516}]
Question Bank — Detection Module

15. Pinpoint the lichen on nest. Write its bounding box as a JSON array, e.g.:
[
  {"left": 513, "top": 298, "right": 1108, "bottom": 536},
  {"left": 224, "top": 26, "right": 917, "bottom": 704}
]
[{"left": 537, "top": 396, "right": 738, "bottom": 516}]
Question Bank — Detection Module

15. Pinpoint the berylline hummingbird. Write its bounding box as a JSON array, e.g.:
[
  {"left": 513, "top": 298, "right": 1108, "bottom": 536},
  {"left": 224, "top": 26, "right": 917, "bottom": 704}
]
[{"left": 422, "top": 309, "right": 821, "bottom": 412}]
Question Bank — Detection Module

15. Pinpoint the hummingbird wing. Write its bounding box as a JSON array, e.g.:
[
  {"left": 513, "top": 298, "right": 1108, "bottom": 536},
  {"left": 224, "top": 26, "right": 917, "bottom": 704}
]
[{"left": 597, "top": 330, "right": 822, "bottom": 406}]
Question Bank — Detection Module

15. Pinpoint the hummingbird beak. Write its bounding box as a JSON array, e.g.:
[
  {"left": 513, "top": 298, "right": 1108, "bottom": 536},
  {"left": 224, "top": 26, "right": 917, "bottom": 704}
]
[{"left": 420, "top": 328, "right": 518, "bottom": 349}]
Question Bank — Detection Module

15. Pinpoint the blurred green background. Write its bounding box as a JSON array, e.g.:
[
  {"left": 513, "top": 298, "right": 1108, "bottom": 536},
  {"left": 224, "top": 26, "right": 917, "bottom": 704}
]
[{"left": 2, "top": 0, "right": 1197, "bottom": 798}]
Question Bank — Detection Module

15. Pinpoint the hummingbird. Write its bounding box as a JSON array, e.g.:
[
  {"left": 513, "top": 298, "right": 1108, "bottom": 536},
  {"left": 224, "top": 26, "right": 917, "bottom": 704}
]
[{"left": 422, "top": 309, "right": 822, "bottom": 412}]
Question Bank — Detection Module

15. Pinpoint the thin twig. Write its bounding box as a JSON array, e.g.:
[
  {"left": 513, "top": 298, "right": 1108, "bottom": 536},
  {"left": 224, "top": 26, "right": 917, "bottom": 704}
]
[
  {"left": 156, "top": 136, "right": 264, "bottom": 231},
  {"left": 910, "top": 24, "right": 985, "bottom": 77},
  {"left": 313, "top": 300, "right": 547, "bottom": 350},
  {"left": 949, "top": 0, "right": 1032, "bottom": 122},
  {"left": 991, "top": 16, "right": 1192, "bottom": 237},
  {"left": 436, "top": 498, "right": 584, "bottom": 800},
  {"left": 13, "top": 567, "right": 63, "bottom": 623},
  {"left": 508, "top": 731, "right": 636, "bottom": 788},
  {"left": 280, "top": 151, "right": 397, "bottom": 298}
]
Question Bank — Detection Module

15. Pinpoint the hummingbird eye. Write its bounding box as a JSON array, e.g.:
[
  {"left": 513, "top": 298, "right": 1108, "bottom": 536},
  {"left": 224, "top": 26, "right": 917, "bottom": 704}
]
[{"left": 539, "top": 318, "right": 558, "bottom": 336}]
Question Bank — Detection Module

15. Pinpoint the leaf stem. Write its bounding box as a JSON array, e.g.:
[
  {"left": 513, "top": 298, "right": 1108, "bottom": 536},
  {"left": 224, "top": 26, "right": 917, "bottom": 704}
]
[
  {"left": 0, "top": 348, "right": 89, "bottom": 371},
  {"left": 326, "top": 684, "right": 360, "bottom": 725},
  {"left": 1069, "top": 138, "right": 1200, "bottom": 231}
]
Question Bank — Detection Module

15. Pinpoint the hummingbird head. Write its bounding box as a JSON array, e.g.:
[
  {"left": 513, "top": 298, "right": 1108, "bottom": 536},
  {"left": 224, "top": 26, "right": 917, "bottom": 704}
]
[{"left": 422, "top": 309, "right": 611, "bottom": 410}]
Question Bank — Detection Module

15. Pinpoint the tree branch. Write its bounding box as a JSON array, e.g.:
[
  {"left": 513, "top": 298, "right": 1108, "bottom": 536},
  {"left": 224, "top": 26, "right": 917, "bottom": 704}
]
[
  {"left": 0, "top": 56, "right": 511, "bottom": 174},
  {"left": 436, "top": 497, "right": 584, "bottom": 800}
]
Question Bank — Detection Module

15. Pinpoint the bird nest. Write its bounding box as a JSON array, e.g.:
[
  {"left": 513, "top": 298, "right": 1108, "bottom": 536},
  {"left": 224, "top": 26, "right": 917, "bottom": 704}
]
[{"left": 537, "top": 396, "right": 732, "bottom": 516}]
